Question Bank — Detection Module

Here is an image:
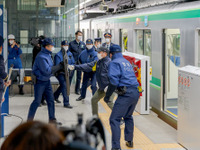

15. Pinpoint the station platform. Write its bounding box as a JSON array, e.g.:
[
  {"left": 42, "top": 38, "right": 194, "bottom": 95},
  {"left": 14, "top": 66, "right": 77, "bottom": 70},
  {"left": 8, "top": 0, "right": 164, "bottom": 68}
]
[{"left": 1, "top": 86, "right": 185, "bottom": 150}]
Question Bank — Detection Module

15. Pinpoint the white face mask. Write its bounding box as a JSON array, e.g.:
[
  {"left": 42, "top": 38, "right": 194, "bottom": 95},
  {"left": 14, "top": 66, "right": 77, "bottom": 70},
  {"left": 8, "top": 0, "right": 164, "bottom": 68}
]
[
  {"left": 87, "top": 45, "right": 93, "bottom": 50},
  {"left": 63, "top": 46, "right": 68, "bottom": 51},
  {"left": 51, "top": 46, "right": 55, "bottom": 51},
  {"left": 97, "top": 44, "right": 101, "bottom": 48},
  {"left": 77, "top": 36, "right": 82, "bottom": 41},
  {"left": 105, "top": 38, "right": 110, "bottom": 43},
  {"left": 97, "top": 53, "right": 103, "bottom": 60},
  {"left": 9, "top": 40, "right": 14, "bottom": 45}
]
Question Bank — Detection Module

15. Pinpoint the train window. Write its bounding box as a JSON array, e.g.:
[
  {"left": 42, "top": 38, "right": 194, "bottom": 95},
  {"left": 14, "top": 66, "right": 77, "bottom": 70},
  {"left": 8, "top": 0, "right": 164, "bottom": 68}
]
[
  {"left": 136, "top": 30, "right": 152, "bottom": 64},
  {"left": 119, "top": 29, "right": 128, "bottom": 52},
  {"left": 164, "top": 29, "right": 180, "bottom": 118},
  {"left": 82, "top": 29, "right": 85, "bottom": 42}
]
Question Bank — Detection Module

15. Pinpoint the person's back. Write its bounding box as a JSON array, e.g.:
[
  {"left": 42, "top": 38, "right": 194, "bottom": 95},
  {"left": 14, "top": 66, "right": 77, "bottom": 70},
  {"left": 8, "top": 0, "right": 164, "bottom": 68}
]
[{"left": 1, "top": 121, "right": 64, "bottom": 150}]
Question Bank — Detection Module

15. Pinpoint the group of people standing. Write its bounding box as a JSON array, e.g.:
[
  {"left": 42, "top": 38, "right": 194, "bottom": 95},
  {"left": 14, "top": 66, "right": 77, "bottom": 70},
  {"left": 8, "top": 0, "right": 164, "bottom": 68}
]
[{"left": 0, "top": 30, "right": 140, "bottom": 150}]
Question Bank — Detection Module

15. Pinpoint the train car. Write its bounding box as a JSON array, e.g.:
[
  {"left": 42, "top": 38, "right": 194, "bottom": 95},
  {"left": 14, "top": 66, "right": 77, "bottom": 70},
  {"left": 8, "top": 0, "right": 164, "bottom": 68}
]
[{"left": 80, "top": 0, "right": 200, "bottom": 127}]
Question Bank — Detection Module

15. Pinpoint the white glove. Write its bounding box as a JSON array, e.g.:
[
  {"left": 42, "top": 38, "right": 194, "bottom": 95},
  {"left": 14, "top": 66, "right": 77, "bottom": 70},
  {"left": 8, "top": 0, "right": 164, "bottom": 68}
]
[
  {"left": 68, "top": 65, "right": 75, "bottom": 71},
  {"left": 104, "top": 86, "right": 108, "bottom": 93}
]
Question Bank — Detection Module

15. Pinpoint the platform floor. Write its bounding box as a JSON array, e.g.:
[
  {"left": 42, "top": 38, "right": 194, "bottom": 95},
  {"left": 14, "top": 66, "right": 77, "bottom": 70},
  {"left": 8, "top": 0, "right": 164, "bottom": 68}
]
[{"left": 1, "top": 87, "right": 185, "bottom": 150}]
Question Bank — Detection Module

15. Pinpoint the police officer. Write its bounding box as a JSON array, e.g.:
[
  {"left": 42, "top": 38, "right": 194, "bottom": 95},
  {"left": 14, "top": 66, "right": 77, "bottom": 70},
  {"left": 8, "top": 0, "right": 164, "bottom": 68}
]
[
  {"left": 27, "top": 38, "right": 63, "bottom": 124},
  {"left": 76, "top": 39, "right": 98, "bottom": 101},
  {"left": 105, "top": 44, "right": 140, "bottom": 150},
  {"left": 93, "top": 38, "right": 102, "bottom": 51},
  {"left": 0, "top": 36, "right": 11, "bottom": 103},
  {"left": 69, "top": 31, "right": 86, "bottom": 95},
  {"left": 54, "top": 40, "right": 75, "bottom": 108},
  {"left": 8, "top": 34, "right": 24, "bottom": 95},
  {"left": 69, "top": 47, "right": 114, "bottom": 115},
  {"left": 102, "top": 33, "right": 114, "bottom": 50}
]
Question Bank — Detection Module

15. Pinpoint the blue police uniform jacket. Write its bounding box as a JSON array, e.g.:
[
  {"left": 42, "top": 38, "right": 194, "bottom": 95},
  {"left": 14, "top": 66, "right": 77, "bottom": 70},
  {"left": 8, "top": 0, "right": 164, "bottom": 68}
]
[
  {"left": 102, "top": 43, "right": 114, "bottom": 50},
  {"left": 108, "top": 53, "right": 139, "bottom": 88},
  {"left": 8, "top": 45, "right": 22, "bottom": 59},
  {"left": 79, "top": 47, "right": 98, "bottom": 65},
  {"left": 54, "top": 49, "right": 75, "bottom": 66},
  {"left": 0, "top": 55, "right": 8, "bottom": 91},
  {"left": 32, "top": 48, "right": 53, "bottom": 82},
  {"left": 69, "top": 40, "right": 86, "bottom": 62}
]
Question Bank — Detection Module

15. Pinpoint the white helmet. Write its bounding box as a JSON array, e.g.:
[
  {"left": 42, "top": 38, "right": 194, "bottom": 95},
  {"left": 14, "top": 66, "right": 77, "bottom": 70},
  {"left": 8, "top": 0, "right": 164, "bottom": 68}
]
[{"left": 8, "top": 34, "right": 15, "bottom": 40}]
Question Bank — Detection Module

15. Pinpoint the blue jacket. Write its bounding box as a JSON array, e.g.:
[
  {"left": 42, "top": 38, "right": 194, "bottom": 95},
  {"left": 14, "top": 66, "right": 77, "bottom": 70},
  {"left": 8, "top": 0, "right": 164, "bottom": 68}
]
[
  {"left": 8, "top": 45, "right": 22, "bottom": 59},
  {"left": 108, "top": 53, "right": 139, "bottom": 88},
  {"left": 0, "top": 55, "right": 8, "bottom": 91},
  {"left": 79, "top": 47, "right": 98, "bottom": 64},
  {"left": 75, "top": 56, "right": 111, "bottom": 91},
  {"left": 69, "top": 40, "right": 86, "bottom": 62},
  {"left": 32, "top": 48, "right": 53, "bottom": 81},
  {"left": 54, "top": 49, "right": 75, "bottom": 66},
  {"left": 102, "top": 42, "right": 114, "bottom": 50}
]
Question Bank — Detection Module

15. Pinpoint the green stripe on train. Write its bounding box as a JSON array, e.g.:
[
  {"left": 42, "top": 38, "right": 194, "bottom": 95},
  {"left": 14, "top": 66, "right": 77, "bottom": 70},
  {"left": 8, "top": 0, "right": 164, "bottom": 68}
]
[
  {"left": 94, "top": 8, "right": 200, "bottom": 23},
  {"left": 150, "top": 77, "right": 161, "bottom": 87}
]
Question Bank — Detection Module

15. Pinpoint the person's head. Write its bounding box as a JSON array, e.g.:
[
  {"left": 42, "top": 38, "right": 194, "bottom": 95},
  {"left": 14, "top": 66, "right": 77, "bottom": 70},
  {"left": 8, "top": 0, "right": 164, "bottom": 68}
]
[
  {"left": 109, "top": 44, "right": 122, "bottom": 59},
  {"left": 94, "top": 38, "right": 102, "bottom": 48},
  {"left": 61, "top": 40, "right": 69, "bottom": 51},
  {"left": 104, "top": 33, "right": 112, "bottom": 44},
  {"left": 86, "top": 39, "right": 93, "bottom": 50},
  {"left": 1, "top": 121, "right": 64, "bottom": 150},
  {"left": 75, "top": 30, "right": 83, "bottom": 42},
  {"left": 97, "top": 47, "right": 109, "bottom": 60},
  {"left": 0, "top": 36, "right": 4, "bottom": 54},
  {"left": 8, "top": 34, "right": 15, "bottom": 45},
  {"left": 43, "top": 38, "right": 55, "bottom": 52}
]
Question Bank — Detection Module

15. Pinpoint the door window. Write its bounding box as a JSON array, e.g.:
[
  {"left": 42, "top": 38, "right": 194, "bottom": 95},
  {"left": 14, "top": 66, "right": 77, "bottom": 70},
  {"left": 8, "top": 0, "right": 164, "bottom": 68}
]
[{"left": 119, "top": 29, "right": 128, "bottom": 52}]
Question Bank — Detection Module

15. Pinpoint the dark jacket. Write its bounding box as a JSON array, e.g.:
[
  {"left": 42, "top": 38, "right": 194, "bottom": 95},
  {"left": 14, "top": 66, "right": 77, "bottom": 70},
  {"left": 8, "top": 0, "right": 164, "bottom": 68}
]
[
  {"left": 32, "top": 46, "right": 41, "bottom": 67},
  {"left": 75, "top": 56, "right": 111, "bottom": 91},
  {"left": 0, "top": 55, "right": 8, "bottom": 91},
  {"left": 69, "top": 40, "right": 86, "bottom": 62}
]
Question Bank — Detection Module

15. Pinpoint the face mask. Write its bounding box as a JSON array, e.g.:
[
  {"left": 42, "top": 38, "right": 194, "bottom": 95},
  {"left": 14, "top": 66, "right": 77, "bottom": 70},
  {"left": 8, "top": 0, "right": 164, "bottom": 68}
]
[
  {"left": 105, "top": 38, "right": 110, "bottom": 43},
  {"left": 51, "top": 46, "right": 55, "bottom": 51},
  {"left": 97, "top": 53, "right": 103, "bottom": 60},
  {"left": 63, "top": 46, "right": 68, "bottom": 51},
  {"left": 97, "top": 44, "right": 101, "bottom": 48},
  {"left": 9, "top": 40, "right": 14, "bottom": 45},
  {"left": 87, "top": 45, "right": 93, "bottom": 50},
  {"left": 78, "top": 36, "right": 82, "bottom": 41}
]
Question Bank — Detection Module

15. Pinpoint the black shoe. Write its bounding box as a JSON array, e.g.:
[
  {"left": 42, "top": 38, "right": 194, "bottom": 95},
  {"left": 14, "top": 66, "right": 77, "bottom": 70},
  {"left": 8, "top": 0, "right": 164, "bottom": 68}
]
[
  {"left": 55, "top": 99, "right": 61, "bottom": 103},
  {"left": 19, "top": 87, "right": 24, "bottom": 95},
  {"left": 64, "top": 105, "right": 73, "bottom": 109},
  {"left": 126, "top": 141, "right": 133, "bottom": 148},
  {"left": 76, "top": 96, "right": 84, "bottom": 101},
  {"left": 41, "top": 101, "right": 47, "bottom": 106},
  {"left": 111, "top": 149, "right": 121, "bottom": 150},
  {"left": 49, "top": 119, "right": 62, "bottom": 126},
  {"left": 75, "top": 91, "right": 81, "bottom": 95}
]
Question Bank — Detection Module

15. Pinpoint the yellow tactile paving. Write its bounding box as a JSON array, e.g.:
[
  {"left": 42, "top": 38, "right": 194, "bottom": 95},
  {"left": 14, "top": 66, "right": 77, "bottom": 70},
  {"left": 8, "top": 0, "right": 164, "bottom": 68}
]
[{"left": 98, "top": 98, "right": 183, "bottom": 150}]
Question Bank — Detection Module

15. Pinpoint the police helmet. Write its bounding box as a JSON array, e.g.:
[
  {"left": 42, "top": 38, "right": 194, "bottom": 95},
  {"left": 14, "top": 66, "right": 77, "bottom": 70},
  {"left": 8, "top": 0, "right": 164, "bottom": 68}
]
[
  {"left": 97, "top": 46, "right": 109, "bottom": 53},
  {"left": 61, "top": 40, "right": 69, "bottom": 46},
  {"left": 110, "top": 44, "right": 122, "bottom": 53},
  {"left": 42, "top": 38, "right": 55, "bottom": 47},
  {"left": 86, "top": 39, "right": 93, "bottom": 44},
  {"left": 8, "top": 34, "right": 15, "bottom": 40}
]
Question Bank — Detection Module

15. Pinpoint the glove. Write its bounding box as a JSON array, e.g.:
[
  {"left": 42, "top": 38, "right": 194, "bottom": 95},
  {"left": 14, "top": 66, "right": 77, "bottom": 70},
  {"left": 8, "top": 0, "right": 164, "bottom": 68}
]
[
  {"left": 68, "top": 65, "right": 75, "bottom": 71},
  {"left": 104, "top": 86, "right": 108, "bottom": 93},
  {"left": 52, "top": 64, "right": 63, "bottom": 74},
  {"left": 104, "top": 83, "right": 117, "bottom": 103}
]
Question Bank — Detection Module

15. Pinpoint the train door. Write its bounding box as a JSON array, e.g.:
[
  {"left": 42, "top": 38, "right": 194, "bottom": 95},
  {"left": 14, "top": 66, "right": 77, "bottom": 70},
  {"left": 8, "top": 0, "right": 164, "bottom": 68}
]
[
  {"left": 119, "top": 29, "right": 128, "bottom": 52},
  {"left": 136, "top": 29, "right": 152, "bottom": 65},
  {"left": 163, "top": 29, "right": 180, "bottom": 118}
]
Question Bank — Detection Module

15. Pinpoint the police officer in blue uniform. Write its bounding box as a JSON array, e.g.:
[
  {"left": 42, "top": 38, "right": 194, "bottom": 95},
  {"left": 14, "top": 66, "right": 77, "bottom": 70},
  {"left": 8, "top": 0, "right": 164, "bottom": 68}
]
[
  {"left": 0, "top": 36, "right": 11, "bottom": 103},
  {"left": 94, "top": 38, "right": 102, "bottom": 51},
  {"left": 8, "top": 34, "right": 24, "bottom": 95},
  {"left": 69, "top": 31, "right": 86, "bottom": 95},
  {"left": 102, "top": 33, "right": 114, "bottom": 50},
  {"left": 54, "top": 40, "right": 75, "bottom": 108},
  {"left": 105, "top": 44, "right": 140, "bottom": 150},
  {"left": 76, "top": 39, "right": 98, "bottom": 101},
  {"left": 27, "top": 38, "right": 63, "bottom": 124}
]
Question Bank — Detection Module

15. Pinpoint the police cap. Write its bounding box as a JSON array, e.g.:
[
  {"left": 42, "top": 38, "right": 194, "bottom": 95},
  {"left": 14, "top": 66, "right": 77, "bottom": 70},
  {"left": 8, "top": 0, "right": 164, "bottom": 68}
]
[
  {"left": 97, "top": 46, "right": 109, "bottom": 53},
  {"left": 104, "top": 33, "right": 112, "bottom": 38},
  {"left": 61, "top": 40, "right": 69, "bottom": 46},
  {"left": 110, "top": 44, "right": 122, "bottom": 53},
  {"left": 94, "top": 38, "right": 102, "bottom": 42},
  {"left": 42, "top": 38, "right": 55, "bottom": 46},
  {"left": 0, "top": 36, "right": 4, "bottom": 47},
  {"left": 86, "top": 39, "right": 93, "bottom": 44}
]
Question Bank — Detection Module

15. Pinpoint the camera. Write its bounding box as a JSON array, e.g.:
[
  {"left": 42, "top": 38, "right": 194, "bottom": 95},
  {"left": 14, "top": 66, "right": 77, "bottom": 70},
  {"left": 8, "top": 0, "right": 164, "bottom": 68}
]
[
  {"left": 59, "top": 114, "right": 106, "bottom": 150},
  {"left": 29, "top": 35, "right": 45, "bottom": 47}
]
